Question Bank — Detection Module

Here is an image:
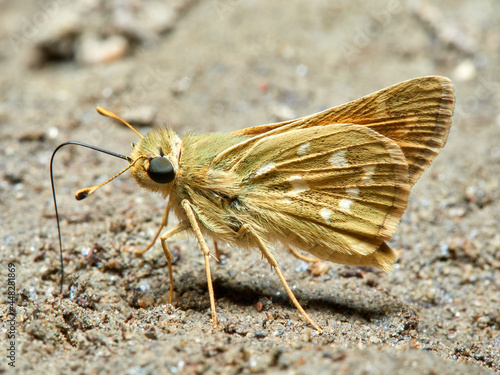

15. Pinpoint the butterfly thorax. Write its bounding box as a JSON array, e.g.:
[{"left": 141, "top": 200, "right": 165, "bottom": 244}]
[{"left": 171, "top": 132, "right": 255, "bottom": 244}]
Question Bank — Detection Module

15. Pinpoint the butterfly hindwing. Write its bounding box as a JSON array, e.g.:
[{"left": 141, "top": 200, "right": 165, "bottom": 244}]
[{"left": 226, "top": 124, "right": 410, "bottom": 270}]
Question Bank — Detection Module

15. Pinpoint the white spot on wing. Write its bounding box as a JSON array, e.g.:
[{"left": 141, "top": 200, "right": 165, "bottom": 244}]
[
  {"left": 282, "top": 198, "right": 293, "bottom": 205},
  {"left": 297, "top": 142, "right": 311, "bottom": 155},
  {"left": 362, "top": 165, "right": 376, "bottom": 185},
  {"left": 347, "top": 187, "right": 360, "bottom": 197},
  {"left": 339, "top": 198, "right": 353, "bottom": 212},
  {"left": 329, "top": 149, "right": 349, "bottom": 167},
  {"left": 254, "top": 162, "right": 275, "bottom": 177},
  {"left": 320, "top": 208, "right": 332, "bottom": 222},
  {"left": 287, "top": 175, "right": 309, "bottom": 195}
]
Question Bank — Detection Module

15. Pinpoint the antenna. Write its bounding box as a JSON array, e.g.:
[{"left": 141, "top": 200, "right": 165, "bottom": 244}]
[
  {"left": 96, "top": 106, "right": 144, "bottom": 138},
  {"left": 50, "top": 141, "right": 128, "bottom": 294}
]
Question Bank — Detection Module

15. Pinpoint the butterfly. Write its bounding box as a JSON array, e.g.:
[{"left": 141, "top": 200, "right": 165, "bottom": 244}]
[{"left": 59, "top": 75, "right": 455, "bottom": 331}]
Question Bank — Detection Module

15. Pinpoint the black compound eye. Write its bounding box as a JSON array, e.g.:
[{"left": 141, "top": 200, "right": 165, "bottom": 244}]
[{"left": 147, "top": 157, "right": 175, "bottom": 184}]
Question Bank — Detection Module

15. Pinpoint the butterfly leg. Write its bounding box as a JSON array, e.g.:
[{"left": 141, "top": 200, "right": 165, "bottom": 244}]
[
  {"left": 238, "top": 225, "right": 321, "bottom": 332},
  {"left": 134, "top": 203, "right": 170, "bottom": 254},
  {"left": 159, "top": 221, "right": 190, "bottom": 304},
  {"left": 213, "top": 241, "right": 221, "bottom": 261},
  {"left": 287, "top": 245, "right": 321, "bottom": 263},
  {"left": 181, "top": 200, "right": 218, "bottom": 328}
]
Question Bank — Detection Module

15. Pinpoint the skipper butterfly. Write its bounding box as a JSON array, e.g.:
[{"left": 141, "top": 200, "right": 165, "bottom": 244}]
[{"left": 53, "top": 76, "right": 455, "bottom": 331}]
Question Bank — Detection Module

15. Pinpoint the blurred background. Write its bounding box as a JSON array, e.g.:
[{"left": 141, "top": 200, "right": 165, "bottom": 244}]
[{"left": 0, "top": 1, "right": 499, "bottom": 374}]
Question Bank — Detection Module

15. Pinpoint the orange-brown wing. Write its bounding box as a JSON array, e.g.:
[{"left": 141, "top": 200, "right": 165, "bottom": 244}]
[
  {"left": 224, "top": 124, "right": 410, "bottom": 271},
  {"left": 232, "top": 76, "right": 455, "bottom": 186}
]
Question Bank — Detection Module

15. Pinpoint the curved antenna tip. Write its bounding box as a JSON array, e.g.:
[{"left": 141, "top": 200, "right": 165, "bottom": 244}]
[
  {"left": 96, "top": 106, "right": 112, "bottom": 117},
  {"left": 75, "top": 188, "right": 90, "bottom": 200},
  {"left": 96, "top": 106, "right": 144, "bottom": 138}
]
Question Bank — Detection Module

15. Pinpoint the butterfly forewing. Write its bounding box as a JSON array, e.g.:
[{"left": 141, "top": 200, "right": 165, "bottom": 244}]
[
  {"left": 232, "top": 76, "right": 454, "bottom": 187},
  {"left": 223, "top": 124, "right": 410, "bottom": 269}
]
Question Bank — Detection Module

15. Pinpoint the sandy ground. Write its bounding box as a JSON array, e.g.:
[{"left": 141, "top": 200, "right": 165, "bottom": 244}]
[{"left": 0, "top": 1, "right": 499, "bottom": 374}]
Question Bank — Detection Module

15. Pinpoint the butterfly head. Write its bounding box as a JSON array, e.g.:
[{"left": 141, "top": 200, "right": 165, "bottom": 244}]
[
  {"left": 74, "top": 108, "right": 182, "bottom": 201},
  {"left": 129, "top": 128, "right": 182, "bottom": 198}
]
